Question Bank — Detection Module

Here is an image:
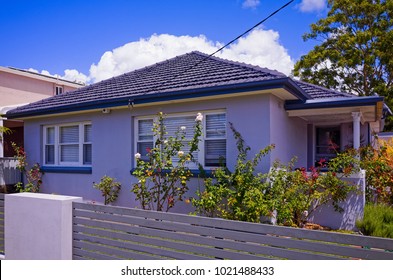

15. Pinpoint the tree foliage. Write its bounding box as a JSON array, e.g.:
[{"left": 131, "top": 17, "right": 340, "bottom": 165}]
[{"left": 293, "top": 0, "right": 393, "bottom": 130}]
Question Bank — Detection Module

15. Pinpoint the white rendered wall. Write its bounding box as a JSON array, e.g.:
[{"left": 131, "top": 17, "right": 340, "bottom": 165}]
[
  {"left": 307, "top": 170, "right": 366, "bottom": 231},
  {"left": 5, "top": 193, "right": 82, "bottom": 259}
]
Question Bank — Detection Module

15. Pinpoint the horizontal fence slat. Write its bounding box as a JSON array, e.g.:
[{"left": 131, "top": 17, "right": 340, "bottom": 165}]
[
  {"left": 74, "top": 226, "right": 268, "bottom": 260},
  {"left": 73, "top": 215, "right": 341, "bottom": 260},
  {"left": 73, "top": 247, "right": 123, "bottom": 260},
  {"left": 73, "top": 202, "right": 393, "bottom": 251},
  {"left": 73, "top": 240, "right": 163, "bottom": 260},
  {"left": 72, "top": 213, "right": 357, "bottom": 259},
  {"left": 72, "top": 202, "right": 393, "bottom": 260},
  {"left": 74, "top": 224, "right": 273, "bottom": 260}
]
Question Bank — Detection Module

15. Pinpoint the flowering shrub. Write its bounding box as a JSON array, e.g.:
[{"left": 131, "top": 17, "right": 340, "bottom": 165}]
[
  {"left": 12, "top": 142, "right": 43, "bottom": 193},
  {"left": 132, "top": 112, "right": 203, "bottom": 212},
  {"left": 192, "top": 123, "right": 275, "bottom": 222},
  {"left": 93, "top": 175, "right": 122, "bottom": 205},
  {"left": 267, "top": 152, "right": 359, "bottom": 227},
  {"left": 192, "top": 126, "right": 359, "bottom": 227},
  {"left": 360, "top": 139, "right": 393, "bottom": 204}
]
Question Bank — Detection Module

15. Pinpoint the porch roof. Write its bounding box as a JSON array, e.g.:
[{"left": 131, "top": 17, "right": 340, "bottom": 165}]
[{"left": 285, "top": 96, "right": 385, "bottom": 123}]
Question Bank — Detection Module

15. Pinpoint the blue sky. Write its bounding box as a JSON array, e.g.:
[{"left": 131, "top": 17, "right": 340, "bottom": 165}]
[{"left": 0, "top": 0, "right": 328, "bottom": 83}]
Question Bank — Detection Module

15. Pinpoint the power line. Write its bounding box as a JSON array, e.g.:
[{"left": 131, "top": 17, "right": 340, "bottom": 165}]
[{"left": 142, "top": 0, "right": 295, "bottom": 96}]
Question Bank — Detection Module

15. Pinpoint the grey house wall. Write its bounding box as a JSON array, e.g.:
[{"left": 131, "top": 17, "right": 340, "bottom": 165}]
[{"left": 23, "top": 93, "right": 308, "bottom": 210}]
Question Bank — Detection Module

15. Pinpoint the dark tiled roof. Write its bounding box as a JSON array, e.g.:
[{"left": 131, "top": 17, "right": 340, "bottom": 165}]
[
  {"left": 295, "top": 80, "right": 354, "bottom": 99},
  {"left": 6, "top": 51, "right": 354, "bottom": 118}
]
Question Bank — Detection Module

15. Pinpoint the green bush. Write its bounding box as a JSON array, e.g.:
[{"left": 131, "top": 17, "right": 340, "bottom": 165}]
[{"left": 356, "top": 204, "right": 393, "bottom": 238}]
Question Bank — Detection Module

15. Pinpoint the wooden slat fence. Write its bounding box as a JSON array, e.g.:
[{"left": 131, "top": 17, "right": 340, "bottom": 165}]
[
  {"left": 72, "top": 202, "right": 393, "bottom": 260},
  {"left": 0, "top": 193, "right": 5, "bottom": 255}
]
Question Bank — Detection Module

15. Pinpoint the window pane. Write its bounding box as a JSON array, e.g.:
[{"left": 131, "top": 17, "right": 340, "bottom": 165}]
[
  {"left": 46, "top": 127, "right": 55, "bottom": 144},
  {"left": 164, "top": 116, "right": 195, "bottom": 138},
  {"left": 205, "top": 139, "right": 226, "bottom": 166},
  {"left": 83, "top": 144, "right": 92, "bottom": 164},
  {"left": 206, "top": 113, "right": 226, "bottom": 138},
  {"left": 60, "top": 144, "right": 79, "bottom": 162},
  {"left": 137, "top": 142, "right": 153, "bottom": 161},
  {"left": 316, "top": 127, "right": 340, "bottom": 165},
  {"left": 138, "top": 119, "right": 153, "bottom": 140},
  {"left": 84, "top": 124, "right": 92, "bottom": 142},
  {"left": 60, "top": 126, "right": 79, "bottom": 143},
  {"left": 45, "top": 145, "right": 55, "bottom": 164}
]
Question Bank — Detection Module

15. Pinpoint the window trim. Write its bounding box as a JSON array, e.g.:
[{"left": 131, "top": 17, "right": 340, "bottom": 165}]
[
  {"left": 134, "top": 110, "right": 227, "bottom": 169},
  {"left": 55, "top": 85, "right": 63, "bottom": 95},
  {"left": 43, "top": 122, "right": 92, "bottom": 167}
]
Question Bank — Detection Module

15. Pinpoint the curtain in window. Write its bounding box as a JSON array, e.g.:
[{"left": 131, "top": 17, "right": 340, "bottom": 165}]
[
  {"left": 45, "top": 127, "right": 55, "bottom": 164},
  {"left": 205, "top": 113, "right": 226, "bottom": 166},
  {"left": 60, "top": 126, "right": 79, "bottom": 162}
]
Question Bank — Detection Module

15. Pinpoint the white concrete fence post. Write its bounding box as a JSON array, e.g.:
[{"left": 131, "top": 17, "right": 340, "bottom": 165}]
[{"left": 5, "top": 193, "right": 82, "bottom": 260}]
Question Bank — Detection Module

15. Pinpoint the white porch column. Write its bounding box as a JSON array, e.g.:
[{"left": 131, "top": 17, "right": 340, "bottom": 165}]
[{"left": 352, "top": 112, "right": 362, "bottom": 150}]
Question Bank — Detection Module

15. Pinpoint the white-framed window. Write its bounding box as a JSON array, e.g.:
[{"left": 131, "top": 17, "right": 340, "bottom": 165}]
[
  {"left": 135, "top": 111, "right": 227, "bottom": 169},
  {"left": 55, "top": 86, "right": 63, "bottom": 95},
  {"left": 43, "top": 122, "right": 92, "bottom": 166}
]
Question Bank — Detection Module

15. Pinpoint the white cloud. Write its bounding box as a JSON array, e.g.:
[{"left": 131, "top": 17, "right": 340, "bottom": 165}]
[
  {"left": 62, "top": 69, "right": 89, "bottom": 84},
  {"left": 30, "top": 29, "right": 294, "bottom": 85},
  {"left": 89, "top": 30, "right": 294, "bottom": 83},
  {"left": 27, "top": 68, "right": 89, "bottom": 84},
  {"left": 242, "top": 0, "right": 260, "bottom": 9},
  {"left": 219, "top": 29, "right": 294, "bottom": 76},
  {"left": 298, "top": 0, "right": 326, "bottom": 13},
  {"left": 89, "top": 34, "right": 220, "bottom": 82}
]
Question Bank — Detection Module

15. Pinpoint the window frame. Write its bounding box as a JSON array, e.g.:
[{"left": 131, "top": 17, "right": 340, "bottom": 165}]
[
  {"left": 43, "top": 122, "right": 92, "bottom": 167},
  {"left": 134, "top": 110, "right": 227, "bottom": 169},
  {"left": 55, "top": 85, "right": 64, "bottom": 95}
]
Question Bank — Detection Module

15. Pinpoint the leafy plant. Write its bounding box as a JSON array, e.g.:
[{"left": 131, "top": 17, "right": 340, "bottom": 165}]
[
  {"left": 192, "top": 122, "right": 274, "bottom": 222},
  {"left": 356, "top": 204, "right": 393, "bottom": 238},
  {"left": 193, "top": 125, "right": 359, "bottom": 227},
  {"left": 267, "top": 153, "right": 359, "bottom": 227},
  {"left": 93, "top": 176, "right": 122, "bottom": 205},
  {"left": 360, "top": 139, "right": 393, "bottom": 204},
  {"left": 12, "top": 142, "right": 43, "bottom": 193},
  {"left": 132, "top": 112, "right": 203, "bottom": 212}
]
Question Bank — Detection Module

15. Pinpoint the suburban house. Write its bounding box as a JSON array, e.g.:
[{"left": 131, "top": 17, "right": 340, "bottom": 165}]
[
  {"left": 0, "top": 66, "right": 84, "bottom": 157},
  {"left": 3, "top": 51, "right": 389, "bottom": 210}
]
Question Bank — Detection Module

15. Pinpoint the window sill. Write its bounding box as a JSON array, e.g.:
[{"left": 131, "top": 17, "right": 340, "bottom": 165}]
[
  {"left": 130, "top": 168, "right": 215, "bottom": 178},
  {"left": 41, "top": 166, "right": 92, "bottom": 174}
]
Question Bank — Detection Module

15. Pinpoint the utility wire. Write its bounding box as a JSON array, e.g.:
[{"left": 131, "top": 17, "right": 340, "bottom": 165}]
[{"left": 142, "top": 0, "right": 294, "bottom": 96}]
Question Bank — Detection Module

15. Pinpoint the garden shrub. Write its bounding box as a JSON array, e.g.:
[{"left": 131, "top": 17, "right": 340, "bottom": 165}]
[
  {"left": 267, "top": 152, "right": 359, "bottom": 227},
  {"left": 12, "top": 142, "right": 43, "bottom": 193},
  {"left": 356, "top": 204, "right": 393, "bottom": 238},
  {"left": 93, "top": 175, "right": 122, "bottom": 205},
  {"left": 360, "top": 139, "right": 393, "bottom": 204},
  {"left": 132, "top": 112, "right": 203, "bottom": 212},
  {"left": 192, "top": 125, "right": 359, "bottom": 227},
  {"left": 192, "top": 122, "right": 274, "bottom": 222}
]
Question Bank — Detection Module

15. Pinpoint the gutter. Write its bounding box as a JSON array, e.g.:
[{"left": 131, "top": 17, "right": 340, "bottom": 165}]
[{"left": 284, "top": 96, "right": 384, "bottom": 111}]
